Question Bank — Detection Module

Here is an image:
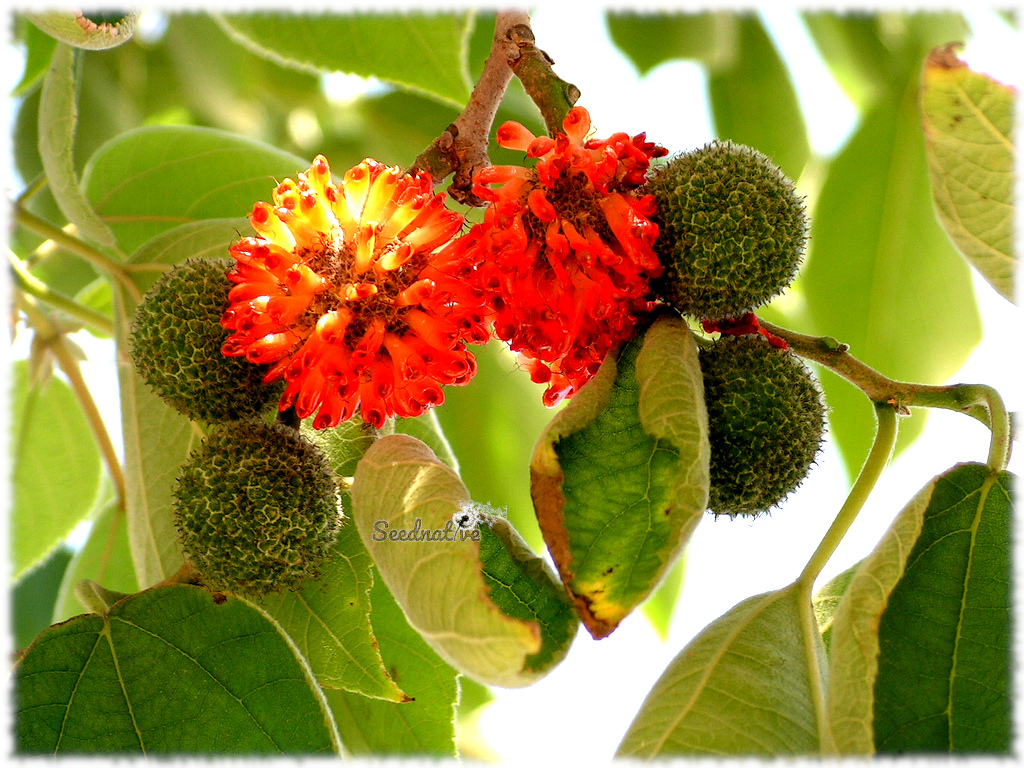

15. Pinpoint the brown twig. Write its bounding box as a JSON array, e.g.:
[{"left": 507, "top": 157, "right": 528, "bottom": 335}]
[{"left": 410, "top": 11, "right": 528, "bottom": 205}]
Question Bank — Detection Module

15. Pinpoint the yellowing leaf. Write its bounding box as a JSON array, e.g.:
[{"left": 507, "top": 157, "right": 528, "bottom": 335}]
[
  {"left": 352, "top": 434, "right": 577, "bottom": 688},
  {"left": 921, "top": 45, "right": 1016, "bottom": 303},
  {"left": 530, "top": 316, "right": 709, "bottom": 639}
]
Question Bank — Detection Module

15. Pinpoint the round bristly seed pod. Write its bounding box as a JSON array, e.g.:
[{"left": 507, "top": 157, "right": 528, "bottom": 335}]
[
  {"left": 129, "top": 257, "right": 284, "bottom": 424},
  {"left": 700, "top": 334, "right": 826, "bottom": 518},
  {"left": 649, "top": 140, "right": 808, "bottom": 321},
  {"left": 173, "top": 419, "right": 341, "bottom": 596}
]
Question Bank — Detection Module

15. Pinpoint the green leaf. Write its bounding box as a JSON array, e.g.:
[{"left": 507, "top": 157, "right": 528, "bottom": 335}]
[
  {"left": 826, "top": 463, "right": 1012, "bottom": 754},
  {"left": 921, "top": 46, "right": 1016, "bottom": 302},
  {"left": 13, "top": 547, "right": 73, "bottom": 651},
  {"left": 82, "top": 125, "right": 307, "bottom": 255},
  {"left": 11, "top": 360, "right": 103, "bottom": 581},
  {"left": 616, "top": 582, "right": 830, "bottom": 756},
  {"left": 811, "top": 560, "right": 860, "bottom": 656},
  {"left": 11, "top": 18, "right": 58, "bottom": 96},
  {"left": 53, "top": 495, "right": 139, "bottom": 624},
  {"left": 707, "top": 15, "right": 810, "bottom": 181},
  {"left": 605, "top": 11, "right": 739, "bottom": 73},
  {"left": 215, "top": 12, "right": 473, "bottom": 107},
  {"left": 38, "top": 43, "right": 116, "bottom": 247},
  {"left": 24, "top": 11, "right": 139, "bottom": 51},
  {"left": 800, "top": 83, "right": 982, "bottom": 479},
  {"left": 352, "top": 433, "right": 578, "bottom": 688},
  {"left": 801, "top": 13, "right": 895, "bottom": 109},
  {"left": 873, "top": 464, "right": 1012, "bottom": 753},
  {"left": 326, "top": 574, "right": 459, "bottom": 756},
  {"left": 530, "top": 316, "right": 709, "bottom": 639},
  {"left": 14, "top": 584, "right": 341, "bottom": 754},
  {"left": 250, "top": 522, "right": 409, "bottom": 702},
  {"left": 641, "top": 550, "right": 688, "bottom": 641}
]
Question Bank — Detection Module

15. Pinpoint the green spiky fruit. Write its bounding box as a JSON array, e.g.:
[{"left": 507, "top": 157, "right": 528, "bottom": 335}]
[
  {"left": 700, "top": 334, "right": 826, "bottom": 517},
  {"left": 173, "top": 419, "right": 341, "bottom": 595},
  {"left": 649, "top": 140, "right": 808, "bottom": 321},
  {"left": 129, "top": 257, "right": 283, "bottom": 424}
]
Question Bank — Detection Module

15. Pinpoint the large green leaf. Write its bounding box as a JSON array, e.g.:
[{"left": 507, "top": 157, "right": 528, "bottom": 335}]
[
  {"left": 215, "top": 12, "right": 473, "bottom": 107},
  {"left": 827, "top": 463, "right": 1012, "bottom": 754},
  {"left": 530, "top": 316, "right": 709, "bottom": 639},
  {"left": 53, "top": 495, "right": 139, "bottom": 624},
  {"left": 800, "top": 82, "right": 982, "bottom": 479},
  {"left": 326, "top": 573, "right": 459, "bottom": 756},
  {"left": 617, "top": 582, "right": 832, "bottom": 756},
  {"left": 605, "top": 11, "right": 739, "bottom": 73},
  {"left": 921, "top": 46, "right": 1016, "bottom": 302},
  {"left": 82, "top": 125, "right": 306, "bottom": 255},
  {"left": 12, "top": 547, "right": 73, "bottom": 652},
  {"left": 38, "top": 43, "right": 116, "bottom": 247},
  {"left": 352, "top": 434, "right": 578, "bottom": 688},
  {"left": 14, "top": 584, "right": 341, "bottom": 754},
  {"left": 707, "top": 15, "right": 810, "bottom": 181},
  {"left": 873, "top": 464, "right": 1012, "bottom": 753},
  {"left": 250, "top": 523, "right": 408, "bottom": 702},
  {"left": 11, "top": 360, "right": 103, "bottom": 581},
  {"left": 801, "top": 13, "right": 896, "bottom": 109}
]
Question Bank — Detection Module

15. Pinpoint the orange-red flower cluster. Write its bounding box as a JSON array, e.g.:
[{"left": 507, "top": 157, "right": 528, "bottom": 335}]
[
  {"left": 221, "top": 156, "right": 489, "bottom": 429},
  {"left": 464, "top": 106, "right": 667, "bottom": 406}
]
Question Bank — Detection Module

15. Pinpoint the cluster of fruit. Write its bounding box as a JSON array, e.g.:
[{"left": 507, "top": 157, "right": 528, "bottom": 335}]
[{"left": 129, "top": 138, "right": 826, "bottom": 596}]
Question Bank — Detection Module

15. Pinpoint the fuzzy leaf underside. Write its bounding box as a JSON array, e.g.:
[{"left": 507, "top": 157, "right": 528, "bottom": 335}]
[
  {"left": 921, "top": 46, "right": 1016, "bottom": 303},
  {"left": 352, "top": 434, "right": 576, "bottom": 688},
  {"left": 617, "top": 583, "right": 829, "bottom": 756}
]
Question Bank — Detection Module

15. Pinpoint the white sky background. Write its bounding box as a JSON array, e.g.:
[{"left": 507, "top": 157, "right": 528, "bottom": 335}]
[{"left": 5, "top": 5, "right": 1022, "bottom": 765}]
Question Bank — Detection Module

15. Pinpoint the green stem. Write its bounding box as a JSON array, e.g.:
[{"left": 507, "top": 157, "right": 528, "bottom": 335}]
[
  {"left": 9, "top": 251, "right": 115, "bottom": 336},
  {"left": 14, "top": 203, "right": 139, "bottom": 303},
  {"left": 798, "top": 404, "right": 899, "bottom": 588},
  {"left": 760, "top": 319, "right": 1013, "bottom": 472},
  {"left": 17, "top": 294, "right": 127, "bottom": 513}
]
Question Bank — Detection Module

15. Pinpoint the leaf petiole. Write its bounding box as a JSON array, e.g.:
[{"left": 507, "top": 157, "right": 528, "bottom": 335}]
[{"left": 798, "top": 404, "right": 899, "bottom": 589}]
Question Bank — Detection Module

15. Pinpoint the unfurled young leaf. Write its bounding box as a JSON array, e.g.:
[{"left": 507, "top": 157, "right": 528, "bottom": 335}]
[
  {"left": 530, "top": 315, "right": 709, "bottom": 639},
  {"left": 352, "top": 434, "right": 578, "bottom": 688},
  {"left": 25, "top": 11, "right": 139, "bottom": 51},
  {"left": 617, "top": 582, "right": 831, "bottom": 756},
  {"left": 14, "top": 585, "right": 341, "bottom": 755},
  {"left": 921, "top": 45, "right": 1016, "bottom": 303},
  {"left": 827, "top": 463, "right": 1013, "bottom": 754}
]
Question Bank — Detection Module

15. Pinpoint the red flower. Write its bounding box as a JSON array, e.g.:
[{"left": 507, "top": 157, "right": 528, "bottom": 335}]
[
  {"left": 464, "top": 106, "right": 668, "bottom": 406},
  {"left": 221, "top": 156, "right": 490, "bottom": 429}
]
